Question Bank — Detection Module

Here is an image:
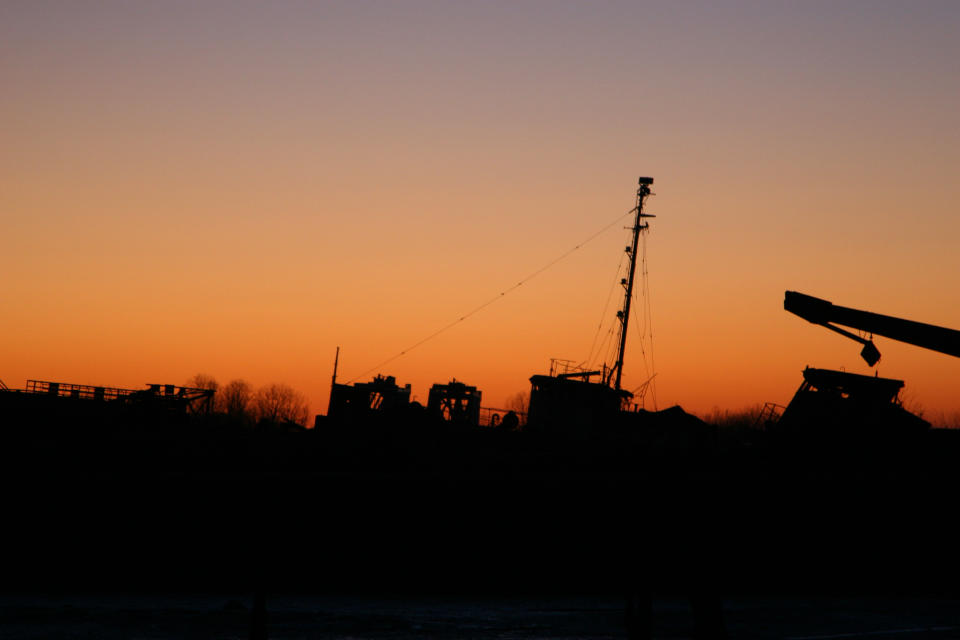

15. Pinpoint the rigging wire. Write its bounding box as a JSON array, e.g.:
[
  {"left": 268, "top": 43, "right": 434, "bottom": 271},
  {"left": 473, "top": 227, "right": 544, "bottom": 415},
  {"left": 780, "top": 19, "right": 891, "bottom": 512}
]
[
  {"left": 631, "top": 286, "right": 652, "bottom": 381},
  {"left": 575, "top": 202, "right": 658, "bottom": 403},
  {"left": 346, "top": 207, "right": 638, "bottom": 384},
  {"left": 629, "top": 283, "right": 656, "bottom": 408},
  {"left": 594, "top": 325, "right": 619, "bottom": 374},
  {"left": 640, "top": 232, "right": 657, "bottom": 410},
  {"left": 605, "top": 330, "right": 622, "bottom": 375},
  {"left": 580, "top": 252, "right": 626, "bottom": 370},
  {"left": 629, "top": 234, "right": 653, "bottom": 381}
]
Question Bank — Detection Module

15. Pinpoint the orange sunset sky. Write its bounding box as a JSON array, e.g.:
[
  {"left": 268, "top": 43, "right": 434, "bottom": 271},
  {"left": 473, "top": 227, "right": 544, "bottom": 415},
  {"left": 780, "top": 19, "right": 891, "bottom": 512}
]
[{"left": 3, "top": 1, "right": 959, "bottom": 423}]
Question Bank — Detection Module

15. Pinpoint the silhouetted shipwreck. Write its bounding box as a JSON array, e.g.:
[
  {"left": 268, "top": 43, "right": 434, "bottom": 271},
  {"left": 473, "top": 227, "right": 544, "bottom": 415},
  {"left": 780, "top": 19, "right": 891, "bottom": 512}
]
[
  {"left": 526, "top": 179, "right": 655, "bottom": 425},
  {"left": 774, "top": 367, "right": 929, "bottom": 438},
  {"left": 318, "top": 176, "right": 716, "bottom": 452},
  {"left": 526, "top": 359, "right": 631, "bottom": 437},
  {"left": 320, "top": 177, "right": 708, "bottom": 442},
  {"left": 521, "top": 177, "right": 711, "bottom": 441},
  {"left": 777, "top": 290, "right": 960, "bottom": 436}
]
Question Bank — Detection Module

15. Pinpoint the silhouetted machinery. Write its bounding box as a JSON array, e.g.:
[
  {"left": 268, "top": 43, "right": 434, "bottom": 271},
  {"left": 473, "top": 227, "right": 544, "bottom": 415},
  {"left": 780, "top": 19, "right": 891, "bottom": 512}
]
[
  {"left": 427, "top": 379, "right": 481, "bottom": 426},
  {"left": 326, "top": 374, "right": 412, "bottom": 424},
  {"left": 784, "top": 291, "right": 960, "bottom": 366},
  {"left": 321, "top": 351, "right": 490, "bottom": 427},
  {"left": 779, "top": 291, "right": 960, "bottom": 435}
]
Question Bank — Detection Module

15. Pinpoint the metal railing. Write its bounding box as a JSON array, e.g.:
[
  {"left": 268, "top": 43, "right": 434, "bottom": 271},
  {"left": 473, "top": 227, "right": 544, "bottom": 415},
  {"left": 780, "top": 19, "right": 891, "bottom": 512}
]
[
  {"left": 755, "top": 402, "right": 786, "bottom": 429},
  {"left": 21, "top": 380, "right": 214, "bottom": 413},
  {"left": 25, "top": 380, "right": 139, "bottom": 402}
]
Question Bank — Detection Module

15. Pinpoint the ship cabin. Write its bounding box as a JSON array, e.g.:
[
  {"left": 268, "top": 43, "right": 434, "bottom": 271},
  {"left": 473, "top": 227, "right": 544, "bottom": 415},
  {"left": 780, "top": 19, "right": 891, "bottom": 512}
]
[{"left": 526, "top": 361, "right": 632, "bottom": 437}]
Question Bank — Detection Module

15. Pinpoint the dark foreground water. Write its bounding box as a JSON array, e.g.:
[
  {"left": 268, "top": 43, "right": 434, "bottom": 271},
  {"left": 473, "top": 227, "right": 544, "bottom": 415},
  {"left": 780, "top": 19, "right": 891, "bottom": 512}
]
[
  {"left": 5, "top": 419, "right": 960, "bottom": 638},
  {"left": 3, "top": 593, "right": 960, "bottom": 639}
]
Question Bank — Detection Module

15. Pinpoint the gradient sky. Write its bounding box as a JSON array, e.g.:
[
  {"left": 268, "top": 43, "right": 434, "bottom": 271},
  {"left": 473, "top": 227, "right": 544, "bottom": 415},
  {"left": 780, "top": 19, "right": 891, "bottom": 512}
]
[{"left": 3, "top": 1, "right": 959, "bottom": 422}]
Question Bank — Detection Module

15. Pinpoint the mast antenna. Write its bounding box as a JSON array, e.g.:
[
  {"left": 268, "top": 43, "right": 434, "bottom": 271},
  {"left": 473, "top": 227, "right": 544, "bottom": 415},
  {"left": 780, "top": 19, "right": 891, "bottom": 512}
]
[
  {"left": 611, "top": 177, "right": 655, "bottom": 391},
  {"left": 327, "top": 346, "right": 340, "bottom": 416}
]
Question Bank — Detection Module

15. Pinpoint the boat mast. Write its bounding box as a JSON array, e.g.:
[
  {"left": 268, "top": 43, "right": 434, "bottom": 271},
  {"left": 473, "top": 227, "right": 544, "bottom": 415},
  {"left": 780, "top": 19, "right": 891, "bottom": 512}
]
[
  {"left": 612, "top": 177, "right": 655, "bottom": 391},
  {"left": 327, "top": 345, "right": 340, "bottom": 416}
]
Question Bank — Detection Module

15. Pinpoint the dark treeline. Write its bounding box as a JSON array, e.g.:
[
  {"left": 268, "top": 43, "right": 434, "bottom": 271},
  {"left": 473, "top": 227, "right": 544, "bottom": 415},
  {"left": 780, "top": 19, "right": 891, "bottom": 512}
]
[{"left": 185, "top": 373, "right": 311, "bottom": 428}]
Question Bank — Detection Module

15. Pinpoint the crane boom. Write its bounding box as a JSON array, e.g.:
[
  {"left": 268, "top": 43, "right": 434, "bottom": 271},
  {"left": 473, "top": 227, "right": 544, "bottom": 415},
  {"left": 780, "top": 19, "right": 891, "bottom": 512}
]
[{"left": 784, "top": 291, "right": 960, "bottom": 361}]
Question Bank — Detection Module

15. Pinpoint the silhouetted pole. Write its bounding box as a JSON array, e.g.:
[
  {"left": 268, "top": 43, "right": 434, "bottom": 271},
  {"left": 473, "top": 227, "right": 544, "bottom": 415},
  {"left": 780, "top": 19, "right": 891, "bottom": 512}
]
[
  {"left": 327, "top": 346, "right": 339, "bottom": 416},
  {"left": 613, "top": 177, "right": 655, "bottom": 391}
]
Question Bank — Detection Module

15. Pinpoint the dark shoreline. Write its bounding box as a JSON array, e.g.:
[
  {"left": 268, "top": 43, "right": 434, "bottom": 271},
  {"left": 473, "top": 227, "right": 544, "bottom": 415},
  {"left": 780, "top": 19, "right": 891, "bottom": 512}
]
[{"left": 3, "top": 411, "right": 960, "bottom": 598}]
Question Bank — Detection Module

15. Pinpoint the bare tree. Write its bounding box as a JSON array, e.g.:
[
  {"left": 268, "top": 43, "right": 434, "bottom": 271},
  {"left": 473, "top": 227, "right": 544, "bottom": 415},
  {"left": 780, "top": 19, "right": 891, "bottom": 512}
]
[
  {"left": 186, "top": 373, "right": 219, "bottom": 415},
  {"left": 252, "top": 383, "right": 310, "bottom": 427},
  {"left": 505, "top": 391, "right": 528, "bottom": 415},
  {"left": 186, "top": 373, "right": 219, "bottom": 392},
  {"left": 219, "top": 379, "right": 253, "bottom": 421},
  {"left": 900, "top": 389, "right": 926, "bottom": 421}
]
